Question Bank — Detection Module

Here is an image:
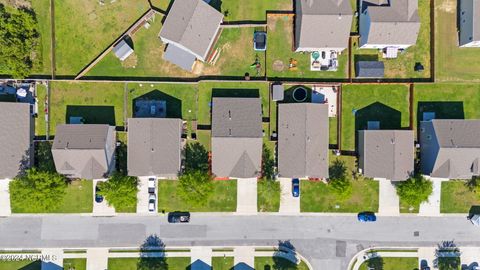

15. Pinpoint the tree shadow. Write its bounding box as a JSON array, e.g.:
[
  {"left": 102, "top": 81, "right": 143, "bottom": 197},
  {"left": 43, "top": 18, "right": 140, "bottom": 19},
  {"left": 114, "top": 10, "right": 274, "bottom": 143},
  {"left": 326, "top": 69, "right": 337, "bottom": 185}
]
[
  {"left": 434, "top": 241, "right": 461, "bottom": 269},
  {"left": 116, "top": 139, "right": 127, "bottom": 175},
  {"left": 185, "top": 142, "right": 209, "bottom": 173},
  {"left": 34, "top": 141, "right": 55, "bottom": 173},
  {"left": 132, "top": 89, "right": 182, "bottom": 118},
  {"left": 65, "top": 105, "right": 115, "bottom": 126},
  {"left": 417, "top": 101, "right": 464, "bottom": 126},
  {"left": 366, "top": 256, "right": 384, "bottom": 270},
  {"left": 272, "top": 240, "right": 299, "bottom": 270},
  {"left": 329, "top": 159, "right": 347, "bottom": 180},
  {"left": 137, "top": 234, "right": 168, "bottom": 270}
]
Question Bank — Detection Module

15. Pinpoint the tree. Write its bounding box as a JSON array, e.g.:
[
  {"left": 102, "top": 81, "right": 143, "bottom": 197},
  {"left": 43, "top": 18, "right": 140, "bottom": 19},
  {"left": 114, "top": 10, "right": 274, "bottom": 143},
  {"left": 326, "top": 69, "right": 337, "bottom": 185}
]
[
  {"left": 0, "top": 4, "right": 39, "bottom": 78},
  {"left": 262, "top": 144, "right": 275, "bottom": 180},
  {"left": 329, "top": 159, "right": 352, "bottom": 199},
  {"left": 396, "top": 175, "right": 433, "bottom": 208},
  {"left": 185, "top": 142, "right": 209, "bottom": 173},
  {"left": 178, "top": 171, "right": 214, "bottom": 207},
  {"left": 9, "top": 169, "right": 66, "bottom": 212},
  {"left": 98, "top": 173, "right": 138, "bottom": 211}
]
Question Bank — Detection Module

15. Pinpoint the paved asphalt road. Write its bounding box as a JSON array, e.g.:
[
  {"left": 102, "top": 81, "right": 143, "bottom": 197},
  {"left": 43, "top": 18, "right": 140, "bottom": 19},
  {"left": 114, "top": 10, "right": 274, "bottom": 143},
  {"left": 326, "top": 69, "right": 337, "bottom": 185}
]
[{"left": 0, "top": 214, "right": 477, "bottom": 269}]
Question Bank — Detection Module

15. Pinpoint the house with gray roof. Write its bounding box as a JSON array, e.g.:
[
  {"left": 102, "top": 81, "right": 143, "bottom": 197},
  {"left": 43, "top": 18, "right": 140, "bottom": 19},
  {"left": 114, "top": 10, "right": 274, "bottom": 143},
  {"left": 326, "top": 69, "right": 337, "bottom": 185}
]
[
  {"left": 459, "top": 0, "right": 480, "bottom": 47},
  {"left": 278, "top": 103, "right": 329, "bottom": 179},
  {"left": 0, "top": 102, "right": 33, "bottom": 179},
  {"left": 211, "top": 97, "right": 263, "bottom": 179},
  {"left": 295, "top": 0, "right": 353, "bottom": 52},
  {"left": 127, "top": 118, "right": 183, "bottom": 178},
  {"left": 359, "top": 130, "right": 414, "bottom": 181},
  {"left": 52, "top": 124, "right": 116, "bottom": 179},
  {"left": 159, "top": 0, "right": 223, "bottom": 71},
  {"left": 359, "top": 0, "right": 420, "bottom": 49},
  {"left": 420, "top": 119, "right": 480, "bottom": 179}
]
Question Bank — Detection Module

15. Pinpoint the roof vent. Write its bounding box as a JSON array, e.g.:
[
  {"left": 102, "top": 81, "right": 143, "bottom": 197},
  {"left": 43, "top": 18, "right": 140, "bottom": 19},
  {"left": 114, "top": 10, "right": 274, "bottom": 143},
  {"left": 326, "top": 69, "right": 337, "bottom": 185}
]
[
  {"left": 228, "top": 110, "right": 231, "bottom": 120},
  {"left": 338, "top": 13, "right": 342, "bottom": 20}
]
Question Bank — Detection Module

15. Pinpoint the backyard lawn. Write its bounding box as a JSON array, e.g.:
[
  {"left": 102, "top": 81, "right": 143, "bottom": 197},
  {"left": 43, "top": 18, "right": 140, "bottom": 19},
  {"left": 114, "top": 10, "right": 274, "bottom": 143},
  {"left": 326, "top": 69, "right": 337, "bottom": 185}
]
[
  {"left": 0, "top": 260, "right": 41, "bottom": 270},
  {"left": 212, "top": 257, "right": 234, "bottom": 270},
  {"left": 351, "top": 0, "right": 430, "bottom": 79},
  {"left": 108, "top": 257, "right": 190, "bottom": 270},
  {"left": 341, "top": 84, "right": 410, "bottom": 151},
  {"left": 257, "top": 180, "right": 280, "bottom": 212},
  {"left": 435, "top": 0, "right": 480, "bottom": 81},
  {"left": 54, "top": 0, "right": 149, "bottom": 75},
  {"left": 359, "top": 257, "right": 418, "bottom": 270},
  {"left": 255, "top": 257, "right": 310, "bottom": 270},
  {"left": 31, "top": 0, "right": 52, "bottom": 75},
  {"left": 63, "top": 258, "right": 86, "bottom": 270},
  {"left": 157, "top": 180, "right": 237, "bottom": 212},
  {"left": 210, "top": 0, "right": 292, "bottom": 21},
  {"left": 266, "top": 15, "right": 348, "bottom": 79},
  {"left": 441, "top": 181, "right": 480, "bottom": 213},
  {"left": 11, "top": 180, "right": 93, "bottom": 213},
  {"left": 49, "top": 81, "right": 125, "bottom": 134},
  {"left": 196, "top": 130, "right": 211, "bottom": 151}
]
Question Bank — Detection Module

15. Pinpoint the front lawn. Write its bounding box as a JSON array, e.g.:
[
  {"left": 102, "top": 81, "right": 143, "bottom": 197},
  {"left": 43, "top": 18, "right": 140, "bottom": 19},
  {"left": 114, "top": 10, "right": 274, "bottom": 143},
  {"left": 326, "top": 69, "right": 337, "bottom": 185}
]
[
  {"left": 435, "top": 0, "right": 480, "bottom": 81},
  {"left": 341, "top": 84, "right": 410, "bottom": 151},
  {"left": 266, "top": 15, "right": 348, "bottom": 79},
  {"left": 212, "top": 257, "right": 234, "bottom": 270},
  {"left": 359, "top": 257, "right": 418, "bottom": 270},
  {"left": 255, "top": 257, "right": 310, "bottom": 270},
  {"left": 63, "top": 258, "right": 86, "bottom": 270},
  {"left": 11, "top": 180, "right": 93, "bottom": 213},
  {"left": 441, "top": 181, "right": 480, "bottom": 213},
  {"left": 257, "top": 180, "right": 280, "bottom": 212},
  {"left": 157, "top": 180, "right": 237, "bottom": 212},
  {"left": 0, "top": 260, "right": 41, "bottom": 270},
  {"left": 108, "top": 257, "right": 190, "bottom": 270}
]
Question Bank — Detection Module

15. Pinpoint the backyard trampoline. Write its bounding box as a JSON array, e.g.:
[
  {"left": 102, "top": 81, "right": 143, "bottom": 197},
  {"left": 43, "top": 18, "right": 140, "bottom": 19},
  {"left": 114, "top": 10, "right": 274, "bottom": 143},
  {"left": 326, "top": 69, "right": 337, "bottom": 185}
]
[{"left": 293, "top": 87, "right": 307, "bottom": 102}]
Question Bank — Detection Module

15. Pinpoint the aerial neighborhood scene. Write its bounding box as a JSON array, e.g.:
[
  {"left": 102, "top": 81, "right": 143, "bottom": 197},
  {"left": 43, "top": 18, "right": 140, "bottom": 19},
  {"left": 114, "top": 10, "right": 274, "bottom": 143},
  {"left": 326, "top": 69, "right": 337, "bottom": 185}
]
[{"left": 1, "top": 0, "right": 480, "bottom": 269}]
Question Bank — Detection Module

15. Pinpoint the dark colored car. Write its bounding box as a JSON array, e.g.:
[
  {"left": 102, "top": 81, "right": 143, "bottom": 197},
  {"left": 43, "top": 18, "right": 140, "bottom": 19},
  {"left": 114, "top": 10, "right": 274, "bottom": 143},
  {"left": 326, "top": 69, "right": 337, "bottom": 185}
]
[
  {"left": 292, "top": 178, "right": 300, "bottom": 197},
  {"left": 95, "top": 185, "right": 103, "bottom": 203},
  {"left": 253, "top": 31, "right": 267, "bottom": 51},
  {"left": 168, "top": 212, "right": 191, "bottom": 223},
  {"left": 357, "top": 212, "right": 376, "bottom": 222}
]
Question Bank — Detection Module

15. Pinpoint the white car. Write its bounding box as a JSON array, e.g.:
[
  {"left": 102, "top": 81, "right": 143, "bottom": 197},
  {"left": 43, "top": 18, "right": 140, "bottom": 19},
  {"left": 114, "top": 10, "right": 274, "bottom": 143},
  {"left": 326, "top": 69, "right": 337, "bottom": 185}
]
[{"left": 148, "top": 194, "right": 156, "bottom": 212}]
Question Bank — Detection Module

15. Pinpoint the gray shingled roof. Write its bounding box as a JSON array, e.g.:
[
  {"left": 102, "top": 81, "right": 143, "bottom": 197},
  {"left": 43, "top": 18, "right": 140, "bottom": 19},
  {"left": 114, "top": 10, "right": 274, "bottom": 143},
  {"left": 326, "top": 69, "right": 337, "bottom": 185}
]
[
  {"left": 420, "top": 119, "right": 480, "bottom": 179},
  {"left": 52, "top": 124, "right": 115, "bottom": 179},
  {"left": 459, "top": 0, "right": 480, "bottom": 46},
  {"left": 127, "top": 118, "right": 182, "bottom": 177},
  {"left": 113, "top": 39, "right": 133, "bottom": 61},
  {"left": 295, "top": 0, "right": 353, "bottom": 50},
  {"left": 278, "top": 103, "right": 329, "bottom": 179},
  {"left": 159, "top": 0, "right": 223, "bottom": 60},
  {"left": 211, "top": 97, "right": 263, "bottom": 178},
  {"left": 0, "top": 102, "right": 33, "bottom": 179},
  {"left": 355, "top": 61, "right": 385, "bottom": 78},
  {"left": 361, "top": 0, "right": 420, "bottom": 45},
  {"left": 163, "top": 44, "right": 197, "bottom": 71},
  {"left": 359, "top": 130, "right": 414, "bottom": 181}
]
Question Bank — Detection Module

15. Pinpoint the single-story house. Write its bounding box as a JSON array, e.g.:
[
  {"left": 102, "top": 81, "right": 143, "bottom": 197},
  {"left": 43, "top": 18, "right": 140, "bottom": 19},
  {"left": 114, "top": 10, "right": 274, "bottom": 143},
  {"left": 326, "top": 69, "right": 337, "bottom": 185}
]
[
  {"left": 113, "top": 39, "right": 134, "bottom": 61},
  {"left": 355, "top": 61, "right": 385, "bottom": 78},
  {"left": 295, "top": 0, "right": 353, "bottom": 52},
  {"left": 52, "top": 124, "right": 116, "bottom": 179},
  {"left": 359, "top": 0, "right": 420, "bottom": 49},
  {"left": 420, "top": 119, "right": 480, "bottom": 179},
  {"left": 359, "top": 130, "right": 414, "bottom": 181},
  {"left": 127, "top": 118, "right": 183, "bottom": 178},
  {"left": 458, "top": 0, "right": 480, "bottom": 47},
  {"left": 211, "top": 97, "right": 263, "bottom": 179},
  {"left": 0, "top": 102, "right": 34, "bottom": 179},
  {"left": 278, "top": 103, "right": 329, "bottom": 179},
  {"left": 159, "top": 0, "right": 223, "bottom": 71}
]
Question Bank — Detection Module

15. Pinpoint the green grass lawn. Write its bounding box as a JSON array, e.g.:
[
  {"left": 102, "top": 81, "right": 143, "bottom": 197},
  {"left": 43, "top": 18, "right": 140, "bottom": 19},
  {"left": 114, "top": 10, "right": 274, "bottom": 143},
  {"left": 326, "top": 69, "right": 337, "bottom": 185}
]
[
  {"left": 63, "top": 258, "right": 86, "bottom": 270},
  {"left": 150, "top": 0, "right": 170, "bottom": 11},
  {"left": 258, "top": 180, "right": 280, "bottom": 212},
  {"left": 330, "top": 117, "right": 338, "bottom": 146},
  {"left": 266, "top": 15, "right": 348, "bottom": 79},
  {"left": 54, "top": 0, "right": 149, "bottom": 75},
  {"left": 157, "top": 180, "right": 237, "bottom": 212},
  {"left": 351, "top": 0, "right": 430, "bottom": 79},
  {"left": 196, "top": 130, "right": 211, "bottom": 151},
  {"left": 108, "top": 257, "right": 190, "bottom": 270},
  {"left": 49, "top": 81, "right": 125, "bottom": 134},
  {"left": 359, "top": 257, "right": 418, "bottom": 270},
  {"left": 400, "top": 196, "right": 420, "bottom": 214},
  {"left": 211, "top": 0, "right": 292, "bottom": 21},
  {"left": 441, "top": 181, "right": 480, "bottom": 213},
  {"left": 341, "top": 84, "right": 410, "bottom": 151},
  {"left": 255, "top": 257, "right": 310, "bottom": 270},
  {"left": 212, "top": 257, "right": 234, "bottom": 270},
  {"left": 0, "top": 260, "right": 41, "bottom": 270},
  {"left": 11, "top": 180, "right": 93, "bottom": 213},
  {"left": 31, "top": 0, "right": 52, "bottom": 75},
  {"left": 413, "top": 83, "right": 480, "bottom": 131},
  {"left": 35, "top": 84, "right": 48, "bottom": 136},
  {"left": 435, "top": 0, "right": 480, "bottom": 81}
]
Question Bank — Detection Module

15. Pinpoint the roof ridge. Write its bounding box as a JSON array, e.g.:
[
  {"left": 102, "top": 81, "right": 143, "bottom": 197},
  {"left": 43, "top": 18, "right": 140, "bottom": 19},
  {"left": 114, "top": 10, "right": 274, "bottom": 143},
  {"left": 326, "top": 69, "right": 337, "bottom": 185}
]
[{"left": 178, "top": 0, "right": 202, "bottom": 45}]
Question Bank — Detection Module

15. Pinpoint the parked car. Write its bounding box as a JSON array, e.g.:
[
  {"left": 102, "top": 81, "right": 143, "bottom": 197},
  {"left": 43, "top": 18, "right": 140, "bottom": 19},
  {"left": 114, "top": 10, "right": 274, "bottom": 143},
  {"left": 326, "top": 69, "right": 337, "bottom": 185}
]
[
  {"left": 357, "top": 212, "right": 376, "bottom": 222},
  {"left": 95, "top": 185, "right": 103, "bottom": 203},
  {"left": 253, "top": 31, "right": 267, "bottom": 51},
  {"left": 148, "top": 177, "right": 156, "bottom": 194},
  {"left": 148, "top": 194, "right": 156, "bottom": 212},
  {"left": 168, "top": 212, "right": 190, "bottom": 223},
  {"left": 292, "top": 178, "right": 300, "bottom": 197}
]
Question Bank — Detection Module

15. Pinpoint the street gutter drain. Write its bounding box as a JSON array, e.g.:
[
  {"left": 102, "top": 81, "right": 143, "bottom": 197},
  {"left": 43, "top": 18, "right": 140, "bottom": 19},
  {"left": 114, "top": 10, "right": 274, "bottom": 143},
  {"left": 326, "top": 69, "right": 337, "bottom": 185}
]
[{"left": 414, "top": 231, "right": 419, "bottom": 237}]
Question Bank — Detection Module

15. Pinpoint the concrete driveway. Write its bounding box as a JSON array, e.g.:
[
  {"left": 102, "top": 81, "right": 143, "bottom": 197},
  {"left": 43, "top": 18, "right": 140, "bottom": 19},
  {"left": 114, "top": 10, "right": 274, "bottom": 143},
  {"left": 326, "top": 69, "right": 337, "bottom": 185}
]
[
  {"left": 236, "top": 178, "right": 257, "bottom": 214},
  {"left": 378, "top": 179, "right": 400, "bottom": 216},
  {"left": 0, "top": 179, "right": 11, "bottom": 216},
  {"left": 279, "top": 178, "right": 300, "bottom": 214},
  {"left": 137, "top": 176, "right": 157, "bottom": 214},
  {"left": 419, "top": 178, "right": 446, "bottom": 216},
  {"left": 92, "top": 179, "right": 115, "bottom": 216}
]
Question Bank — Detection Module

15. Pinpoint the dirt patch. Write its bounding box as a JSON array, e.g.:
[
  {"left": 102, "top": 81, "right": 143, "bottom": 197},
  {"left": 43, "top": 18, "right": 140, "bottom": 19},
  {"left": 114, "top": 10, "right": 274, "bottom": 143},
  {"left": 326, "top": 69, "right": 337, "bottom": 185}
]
[
  {"left": 121, "top": 53, "right": 138, "bottom": 68},
  {"left": 267, "top": 15, "right": 278, "bottom": 31},
  {"left": 272, "top": 60, "right": 285, "bottom": 71},
  {"left": 0, "top": 0, "right": 31, "bottom": 8},
  {"left": 437, "top": 0, "right": 456, "bottom": 13}
]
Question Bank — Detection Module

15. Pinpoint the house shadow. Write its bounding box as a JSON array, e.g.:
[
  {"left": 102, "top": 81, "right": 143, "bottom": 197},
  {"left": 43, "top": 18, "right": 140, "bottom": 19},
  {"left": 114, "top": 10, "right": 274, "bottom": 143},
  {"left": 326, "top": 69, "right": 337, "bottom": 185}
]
[
  {"left": 280, "top": 85, "right": 312, "bottom": 104},
  {"left": 122, "top": 35, "right": 134, "bottom": 50},
  {"left": 416, "top": 101, "right": 464, "bottom": 125},
  {"left": 468, "top": 205, "right": 480, "bottom": 219},
  {"left": 18, "top": 260, "right": 41, "bottom": 270},
  {"left": 65, "top": 105, "right": 115, "bottom": 126},
  {"left": 187, "top": 259, "right": 212, "bottom": 270},
  {"left": 40, "top": 261, "right": 62, "bottom": 270},
  {"left": 132, "top": 89, "right": 182, "bottom": 118},
  {"left": 233, "top": 262, "right": 254, "bottom": 270},
  {"left": 354, "top": 102, "right": 402, "bottom": 151},
  {"left": 209, "top": 0, "right": 223, "bottom": 13},
  {"left": 212, "top": 88, "right": 260, "bottom": 99},
  {"left": 354, "top": 54, "right": 379, "bottom": 64}
]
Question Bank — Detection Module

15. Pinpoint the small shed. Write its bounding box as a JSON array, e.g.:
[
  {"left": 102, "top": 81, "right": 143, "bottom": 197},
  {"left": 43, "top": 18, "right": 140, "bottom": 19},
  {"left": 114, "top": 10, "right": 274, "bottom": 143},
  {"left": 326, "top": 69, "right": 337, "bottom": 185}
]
[
  {"left": 272, "top": 83, "right": 284, "bottom": 101},
  {"left": 113, "top": 39, "right": 134, "bottom": 61},
  {"left": 355, "top": 61, "right": 385, "bottom": 78}
]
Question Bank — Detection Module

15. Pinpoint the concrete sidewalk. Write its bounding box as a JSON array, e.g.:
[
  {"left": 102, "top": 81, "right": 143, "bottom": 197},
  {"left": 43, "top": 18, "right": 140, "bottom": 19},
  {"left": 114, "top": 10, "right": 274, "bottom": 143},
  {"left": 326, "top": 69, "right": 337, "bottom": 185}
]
[
  {"left": 378, "top": 179, "right": 399, "bottom": 216},
  {"left": 236, "top": 178, "right": 257, "bottom": 214},
  {"left": 0, "top": 179, "right": 11, "bottom": 216},
  {"left": 279, "top": 178, "right": 300, "bottom": 214},
  {"left": 86, "top": 248, "right": 108, "bottom": 270}
]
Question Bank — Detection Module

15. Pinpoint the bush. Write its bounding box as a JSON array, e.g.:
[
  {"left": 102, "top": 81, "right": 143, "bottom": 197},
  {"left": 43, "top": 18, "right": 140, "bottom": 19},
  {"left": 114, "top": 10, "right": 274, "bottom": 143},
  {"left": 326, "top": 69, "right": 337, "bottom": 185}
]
[
  {"left": 329, "top": 159, "right": 352, "bottom": 199},
  {"left": 9, "top": 169, "right": 66, "bottom": 212},
  {"left": 262, "top": 144, "right": 275, "bottom": 180},
  {"left": 98, "top": 173, "right": 138, "bottom": 211},
  {"left": 396, "top": 175, "right": 433, "bottom": 207},
  {"left": 178, "top": 171, "right": 214, "bottom": 207}
]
